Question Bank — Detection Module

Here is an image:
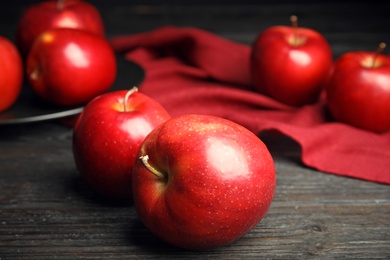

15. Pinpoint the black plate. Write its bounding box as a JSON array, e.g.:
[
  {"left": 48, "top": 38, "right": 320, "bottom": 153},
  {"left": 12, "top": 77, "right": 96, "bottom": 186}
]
[{"left": 0, "top": 55, "right": 144, "bottom": 125}]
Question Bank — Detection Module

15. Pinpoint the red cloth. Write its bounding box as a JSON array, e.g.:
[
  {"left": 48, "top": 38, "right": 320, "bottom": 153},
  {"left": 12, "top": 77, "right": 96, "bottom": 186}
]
[{"left": 110, "top": 26, "right": 390, "bottom": 185}]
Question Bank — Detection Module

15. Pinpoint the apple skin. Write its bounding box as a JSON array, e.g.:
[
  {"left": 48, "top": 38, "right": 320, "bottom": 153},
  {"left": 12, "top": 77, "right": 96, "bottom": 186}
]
[
  {"left": 0, "top": 36, "right": 23, "bottom": 112},
  {"left": 72, "top": 88, "right": 171, "bottom": 199},
  {"left": 26, "top": 28, "right": 116, "bottom": 107},
  {"left": 324, "top": 50, "right": 390, "bottom": 133},
  {"left": 132, "top": 114, "right": 276, "bottom": 249},
  {"left": 251, "top": 21, "right": 333, "bottom": 106},
  {"left": 15, "top": 0, "right": 105, "bottom": 57}
]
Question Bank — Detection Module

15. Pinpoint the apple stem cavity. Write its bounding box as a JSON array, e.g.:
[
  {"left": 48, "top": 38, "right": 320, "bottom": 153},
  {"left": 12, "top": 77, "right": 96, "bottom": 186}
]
[
  {"left": 372, "top": 42, "right": 387, "bottom": 68},
  {"left": 139, "top": 155, "right": 167, "bottom": 179},
  {"left": 123, "top": 86, "right": 138, "bottom": 112}
]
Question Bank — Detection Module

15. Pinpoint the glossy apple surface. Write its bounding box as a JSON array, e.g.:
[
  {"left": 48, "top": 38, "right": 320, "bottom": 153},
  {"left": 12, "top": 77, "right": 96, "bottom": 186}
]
[
  {"left": 251, "top": 16, "right": 333, "bottom": 106},
  {"left": 132, "top": 114, "right": 276, "bottom": 249},
  {"left": 26, "top": 28, "right": 116, "bottom": 107},
  {"left": 325, "top": 45, "right": 390, "bottom": 133},
  {"left": 16, "top": 0, "right": 105, "bottom": 56},
  {"left": 0, "top": 36, "right": 23, "bottom": 112},
  {"left": 72, "top": 88, "right": 170, "bottom": 199}
]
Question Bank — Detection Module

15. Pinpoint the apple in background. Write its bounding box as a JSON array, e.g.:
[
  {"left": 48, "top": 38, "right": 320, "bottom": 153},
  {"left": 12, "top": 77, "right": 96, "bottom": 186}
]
[
  {"left": 251, "top": 15, "right": 333, "bottom": 106},
  {"left": 26, "top": 28, "right": 116, "bottom": 107},
  {"left": 72, "top": 87, "right": 171, "bottom": 199},
  {"left": 325, "top": 43, "right": 390, "bottom": 133},
  {"left": 0, "top": 36, "right": 23, "bottom": 112},
  {"left": 15, "top": 0, "right": 105, "bottom": 57},
  {"left": 132, "top": 114, "right": 276, "bottom": 249}
]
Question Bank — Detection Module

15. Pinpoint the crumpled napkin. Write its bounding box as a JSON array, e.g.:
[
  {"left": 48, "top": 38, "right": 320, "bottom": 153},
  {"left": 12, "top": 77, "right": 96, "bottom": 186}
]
[{"left": 110, "top": 26, "right": 390, "bottom": 185}]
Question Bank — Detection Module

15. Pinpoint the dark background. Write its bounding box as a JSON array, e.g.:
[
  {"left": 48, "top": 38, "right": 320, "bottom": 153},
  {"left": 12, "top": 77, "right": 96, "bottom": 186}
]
[
  {"left": 2, "top": 1, "right": 390, "bottom": 37},
  {"left": 2, "top": 0, "right": 388, "bottom": 8},
  {"left": 1, "top": 0, "right": 389, "bottom": 59},
  {"left": 1, "top": 0, "right": 387, "bottom": 9},
  {"left": 2, "top": 0, "right": 375, "bottom": 3}
]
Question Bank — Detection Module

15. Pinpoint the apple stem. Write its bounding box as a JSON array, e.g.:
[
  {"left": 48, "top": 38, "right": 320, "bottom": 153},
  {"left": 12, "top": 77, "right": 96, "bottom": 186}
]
[
  {"left": 372, "top": 42, "right": 386, "bottom": 68},
  {"left": 290, "top": 15, "right": 298, "bottom": 28},
  {"left": 123, "top": 86, "right": 138, "bottom": 112},
  {"left": 290, "top": 15, "right": 298, "bottom": 46},
  {"left": 139, "top": 155, "right": 166, "bottom": 179}
]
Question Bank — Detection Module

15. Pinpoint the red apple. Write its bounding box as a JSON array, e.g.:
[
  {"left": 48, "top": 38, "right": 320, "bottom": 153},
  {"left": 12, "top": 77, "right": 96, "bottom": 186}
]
[
  {"left": 0, "top": 36, "right": 23, "bottom": 112},
  {"left": 16, "top": 0, "right": 105, "bottom": 57},
  {"left": 251, "top": 15, "right": 333, "bottom": 106},
  {"left": 132, "top": 114, "right": 276, "bottom": 249},
  {"left": 72, "top": 87, "right": 170, "bottom": 199},
  {"left": 325, "top": 43, "right": 390, "bottom": 133},
  {"left": 26, "top": 28, "right": 116, "bottom": 107}
]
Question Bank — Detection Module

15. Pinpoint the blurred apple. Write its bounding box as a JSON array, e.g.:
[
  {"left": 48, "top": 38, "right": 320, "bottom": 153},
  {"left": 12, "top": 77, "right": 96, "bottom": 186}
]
[
  {"left": 325, "top": 43, "right": 390, "bottom": 133},
  {"left": 26, "top": 28, "right": 116, "bottom": 107},
  {"left": 16, "top": 0, "right": 105, "bottom": 56},
  {"left": 251, "top": 15, "right": 333, "bottom": 106},
  {"left": 0, "top": 36, "right": 23, "bottom": 112}
]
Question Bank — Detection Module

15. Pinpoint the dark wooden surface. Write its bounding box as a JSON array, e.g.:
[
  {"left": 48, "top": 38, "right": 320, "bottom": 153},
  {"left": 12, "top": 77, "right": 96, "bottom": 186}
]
[{"left": 1, "top": 2, "right": 390, "bottom": 259}]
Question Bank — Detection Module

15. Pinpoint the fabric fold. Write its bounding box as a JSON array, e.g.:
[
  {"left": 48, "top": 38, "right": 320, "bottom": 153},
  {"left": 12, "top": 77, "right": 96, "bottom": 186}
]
[{"left": 110, "top": 26, "right": 390, "bottom": 185}]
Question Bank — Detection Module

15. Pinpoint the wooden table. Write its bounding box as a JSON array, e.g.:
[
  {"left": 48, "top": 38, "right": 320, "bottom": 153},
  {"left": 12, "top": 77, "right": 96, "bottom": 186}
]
[{"left": 1, "top": 2, "right": 389, "bottom": 259}]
